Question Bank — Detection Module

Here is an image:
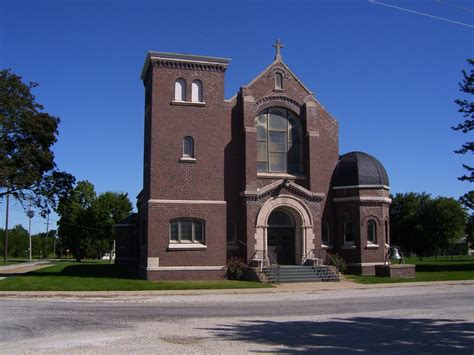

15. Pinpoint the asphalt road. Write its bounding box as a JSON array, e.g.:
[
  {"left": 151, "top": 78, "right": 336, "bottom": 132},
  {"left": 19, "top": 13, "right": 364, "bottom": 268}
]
[{"left": 0, "top": 283, "right": 473, "bottom": 354}]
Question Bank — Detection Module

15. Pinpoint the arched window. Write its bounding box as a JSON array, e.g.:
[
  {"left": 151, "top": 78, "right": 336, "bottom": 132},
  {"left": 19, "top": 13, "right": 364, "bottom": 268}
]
[
  {"left": 174, "top": 78, "right": 186, "bottom": 101},
  {"left": 322, "top": 221, "right": 330, "bottom": 245},
  {"left": 367, "top": 220, "right": 376, "bottom": 244},
  {"left": 170, "top": 218, "right": 205, "bottom": 244},
  {"left": 268, "top": 209, "right": 295, "bottom": 227},
  {"left": 344, "top": 221, "right": 354, "bottom": 244},
  {"left": 182, "top": 136, "right": 194, "bottom": 158},
  {"left": 385, "top": 220, "right": 389, "bottom": 245},
  {"left": 191, "top": 80, "right": 203, "bottom": 102},
  {"left": 275, "top": 73, "right": 283, "bottom": 89},
  {"left": 227, "top": 220, "right": 236, "bottom": 245},
  {"left": 256, "top": 107, "right": 303, "bottom": 174}
]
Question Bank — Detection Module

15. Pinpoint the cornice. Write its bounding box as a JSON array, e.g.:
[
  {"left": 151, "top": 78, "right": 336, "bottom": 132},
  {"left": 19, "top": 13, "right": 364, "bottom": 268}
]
[{"left": 243, "top": 179, "right": 324, "bottom": 202}]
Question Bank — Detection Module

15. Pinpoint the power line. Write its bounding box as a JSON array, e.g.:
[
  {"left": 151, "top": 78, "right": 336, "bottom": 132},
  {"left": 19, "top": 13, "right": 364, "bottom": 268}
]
[
  {"left": 436, "top": 0, "right": 474, "bottom": 13},
  {"left": 369, "top": 0, "right": 474, "bottom": 28}
]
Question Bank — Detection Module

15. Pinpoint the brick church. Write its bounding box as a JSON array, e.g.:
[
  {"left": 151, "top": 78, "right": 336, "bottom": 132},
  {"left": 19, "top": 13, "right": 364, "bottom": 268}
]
[{"left": 115, "top": 40, "right": 392, "bottom": 280}]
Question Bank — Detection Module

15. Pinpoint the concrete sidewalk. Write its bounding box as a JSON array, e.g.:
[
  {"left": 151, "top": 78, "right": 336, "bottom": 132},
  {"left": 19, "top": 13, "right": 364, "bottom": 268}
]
[
  {"left": 0, "top": 279, "right": 473, "bottom": 300},
  {"left": 0, "top": 261, "right": 52, "bottom": 275}
]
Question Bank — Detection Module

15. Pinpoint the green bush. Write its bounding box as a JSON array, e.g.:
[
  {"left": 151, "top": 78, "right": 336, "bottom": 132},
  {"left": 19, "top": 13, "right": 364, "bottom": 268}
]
[
  {"left": 227, "top": 257, "right": 247, "bottom": 280},
  {"left": 328, "top": 253, "right": 346, "bottom": 273}
]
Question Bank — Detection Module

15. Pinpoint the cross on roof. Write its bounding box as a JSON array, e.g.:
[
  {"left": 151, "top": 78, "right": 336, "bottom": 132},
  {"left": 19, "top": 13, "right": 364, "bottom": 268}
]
[{"left": 273, "top": 39, "right": 284, "bottom": 61}]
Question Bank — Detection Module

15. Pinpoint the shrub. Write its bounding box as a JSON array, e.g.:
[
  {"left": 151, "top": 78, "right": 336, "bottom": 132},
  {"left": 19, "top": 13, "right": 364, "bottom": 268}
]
[
  {"left": 328, "top": 253, "right": 347, "bottom": 273},
  {"left": 227, "top": 257, "right": 247, "bottom": 280}
]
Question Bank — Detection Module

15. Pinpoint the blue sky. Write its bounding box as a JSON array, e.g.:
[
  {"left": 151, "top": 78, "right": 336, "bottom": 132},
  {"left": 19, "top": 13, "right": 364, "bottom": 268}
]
[{"left": 0, "top": 0, "right": 473, "bottom": 234}]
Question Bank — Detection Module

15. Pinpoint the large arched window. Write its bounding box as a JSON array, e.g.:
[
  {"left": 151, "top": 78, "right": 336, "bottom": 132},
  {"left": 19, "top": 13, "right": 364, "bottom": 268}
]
[
  {"left": 174, "top": 78, "right": 186, "bottom": 101},
  {"left": 191, "top": 80, "right": 203, "bottom": 102},
  {"left": 256, "top": 107, "right": 303, "bottom": 174},
  {"left": 367, "top": 219, "right": 377, "bottom": 244}
]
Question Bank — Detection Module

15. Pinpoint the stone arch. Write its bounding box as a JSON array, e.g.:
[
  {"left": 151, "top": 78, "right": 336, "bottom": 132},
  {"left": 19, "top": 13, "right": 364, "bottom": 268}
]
[
  {"left": 361, "top": 214, "right": 382, "bottom": 226},
  {"left": 254, "top": 194, "right": 314, "bottom": 264}
]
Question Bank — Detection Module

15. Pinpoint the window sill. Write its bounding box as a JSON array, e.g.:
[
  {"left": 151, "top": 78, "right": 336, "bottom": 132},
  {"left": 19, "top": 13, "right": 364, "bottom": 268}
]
[
  {"left": 321, "top": 244, "right": 333, "bottom": 250},
  {"left": 365, "top": 244, "right": 379, "bottom": 249},
  {"left": 168, "top": 243, "right": 207, "bottom": 250},
  {"left": 170, "top": 100, "right": 206, "bottom": 107},
  {"left": 342, "top": 244, "right": 356, "bottom": 250},
  {"left": 257, "top": 172, "right": 306, "bottom": 180},
  {"left": 179, "top": 157, "right": 196, "bottom": 163}
]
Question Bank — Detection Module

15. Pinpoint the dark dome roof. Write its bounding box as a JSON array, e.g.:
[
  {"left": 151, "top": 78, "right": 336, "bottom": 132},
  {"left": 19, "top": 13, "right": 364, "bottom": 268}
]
[{"left": 333, "top": 151, "right": 389, "bottom": 187}]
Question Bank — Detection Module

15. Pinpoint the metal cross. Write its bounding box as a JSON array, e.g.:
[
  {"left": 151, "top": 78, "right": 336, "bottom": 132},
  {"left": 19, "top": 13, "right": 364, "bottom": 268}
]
[{"left": 273, "top": 39, "right": 284, "bottom": 60}]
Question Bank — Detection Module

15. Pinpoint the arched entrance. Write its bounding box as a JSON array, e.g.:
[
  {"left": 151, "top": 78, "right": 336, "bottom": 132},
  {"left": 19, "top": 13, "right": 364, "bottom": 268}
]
[
  {"left": 254, "top": 194, "right": 315, "bottom": 265},
  {"left": 268, "top": 209, "right": 296, "bottom": 264}
]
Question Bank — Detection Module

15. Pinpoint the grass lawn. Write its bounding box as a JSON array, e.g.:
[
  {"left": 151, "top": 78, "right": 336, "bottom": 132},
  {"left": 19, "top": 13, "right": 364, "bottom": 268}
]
[
  {"left": 0, "top": 261, "right": 272, "bottom": 291},
  {"left": 346, "top": 259, "right": 474, "bottom": 284}
]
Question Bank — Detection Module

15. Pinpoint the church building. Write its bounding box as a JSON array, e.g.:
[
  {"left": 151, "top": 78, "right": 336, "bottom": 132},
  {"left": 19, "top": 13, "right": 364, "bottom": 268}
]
[{"left": 115, "top": 41, "right": 392, "bottom": 281}]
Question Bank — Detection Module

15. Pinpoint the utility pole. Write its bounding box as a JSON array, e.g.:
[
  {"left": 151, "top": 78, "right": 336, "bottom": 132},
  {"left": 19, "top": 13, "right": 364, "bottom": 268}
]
[
  {"left": 3, "top": 193, "right": 9, "bottom": 265},
  {"left": 44, "top": 212, "right": 50, "bottom": 259},
  {"left": 27, "top": 208, "right": 34, "bottom": 262}
]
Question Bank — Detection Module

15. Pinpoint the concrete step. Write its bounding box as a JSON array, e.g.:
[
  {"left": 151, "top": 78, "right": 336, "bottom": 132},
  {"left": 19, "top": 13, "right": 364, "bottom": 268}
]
[{"left": 262, "top": 265, "right": 340, "bottom": 283}]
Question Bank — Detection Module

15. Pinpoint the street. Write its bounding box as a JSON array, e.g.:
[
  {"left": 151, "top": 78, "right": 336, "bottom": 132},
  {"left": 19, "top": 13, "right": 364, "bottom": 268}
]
[{"left": 0, "top": 283, "right": 473, "bottom": 353}]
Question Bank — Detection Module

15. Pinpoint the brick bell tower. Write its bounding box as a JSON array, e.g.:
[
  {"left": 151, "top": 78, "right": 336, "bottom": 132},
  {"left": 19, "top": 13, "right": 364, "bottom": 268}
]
[{"left": 138, "top": 51, "right": 231, "bottom": 280}]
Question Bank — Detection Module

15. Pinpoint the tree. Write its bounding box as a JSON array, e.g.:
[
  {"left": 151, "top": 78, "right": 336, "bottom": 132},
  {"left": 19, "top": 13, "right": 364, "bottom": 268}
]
[
  {"left": 453, "top": 59, "right": 474, "bottom": 183},
  {"left": 57, "top": 181, "right": 96, "bottom": 261},
  {"left": 57, "top": 181, "right": 133, "bottom": 260},
  {"left": 390, "top": 193, "right": 467, "bottom": 257},
  {"left": 0, "top": 69, "right": 75, "bottom": 213}
]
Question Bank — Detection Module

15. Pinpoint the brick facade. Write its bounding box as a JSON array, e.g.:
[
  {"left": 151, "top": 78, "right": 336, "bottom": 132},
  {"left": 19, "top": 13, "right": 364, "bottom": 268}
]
[{"left": 115, "top": 46, "right": 392, "bottom": 279}]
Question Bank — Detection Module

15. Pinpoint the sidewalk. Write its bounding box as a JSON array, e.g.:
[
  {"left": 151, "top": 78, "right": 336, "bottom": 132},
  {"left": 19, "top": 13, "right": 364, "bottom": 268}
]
[
  {"left": 0, "top": 279, "right": 473, "bottom": 299},
  {"left": 0, "top": 261, "right": 52, "bottom": 275}
]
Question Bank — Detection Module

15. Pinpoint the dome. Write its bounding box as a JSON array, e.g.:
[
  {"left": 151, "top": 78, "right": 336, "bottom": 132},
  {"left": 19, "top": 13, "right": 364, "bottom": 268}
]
[{"left": 333, "top": 151, "right": 389, "bottom": 187}]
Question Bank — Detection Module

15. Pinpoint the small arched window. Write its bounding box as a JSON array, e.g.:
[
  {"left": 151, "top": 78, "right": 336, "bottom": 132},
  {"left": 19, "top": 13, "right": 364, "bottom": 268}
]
[
  {"left": 367, "top": 220, "right": 377, "bottom": 244},
  {"left": 227, "top": 220, "right": 237, "bottom": 245},
  {"left": 322, "top": 221, "right": 330, "bottom": 245},
  {"left": 344, "top": 221, "right": 354, "bottom": 244},
  {"left": 174, "top": 78, "right": 186, "bottom": 101},
  {"left": 182, "top": 136, "right": 194, "bottom": 158},
  {"left": 191, "top": 80, "right": 203, "bottom": 102},
  {"left": 275, "top": 73, "right": 283, "bottom": 89}
]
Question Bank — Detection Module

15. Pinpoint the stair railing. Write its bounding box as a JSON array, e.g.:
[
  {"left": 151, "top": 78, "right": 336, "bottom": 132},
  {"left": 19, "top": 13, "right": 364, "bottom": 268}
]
[
  {"left": 248, "top": 249, "right": 279, "bottom": 283},
  {"left": 301, "top": 248, "right": 325, "bottom": 267}
]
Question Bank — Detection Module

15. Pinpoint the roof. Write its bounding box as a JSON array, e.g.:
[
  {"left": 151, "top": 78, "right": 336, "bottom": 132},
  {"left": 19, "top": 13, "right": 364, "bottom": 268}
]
[
  {"left": 140, "top": 51, "right": 231, "bottom": 80},
  {"left": 332, "top": 151, "right": 389, "bottom": 187}
]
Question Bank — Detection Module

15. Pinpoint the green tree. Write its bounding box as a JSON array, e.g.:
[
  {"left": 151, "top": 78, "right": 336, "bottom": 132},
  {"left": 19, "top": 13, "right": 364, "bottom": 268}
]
[
  {"left": 57, "top": 181, "right": 132, "bottom": 260},
  {"left": 390, "top": 193, "right": 466, "bottom": 256},
  {"left": 57, "top": 181, "right": 96, "bottom": 261},
  {"left": 0, "top": 69, "right": 75, "bottom": 211}
]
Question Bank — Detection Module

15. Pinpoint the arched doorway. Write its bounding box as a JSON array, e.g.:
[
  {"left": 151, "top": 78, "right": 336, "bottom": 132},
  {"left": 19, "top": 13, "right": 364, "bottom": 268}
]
[{"left": 268, "top": 209, "right": 296, "bottom": 265}]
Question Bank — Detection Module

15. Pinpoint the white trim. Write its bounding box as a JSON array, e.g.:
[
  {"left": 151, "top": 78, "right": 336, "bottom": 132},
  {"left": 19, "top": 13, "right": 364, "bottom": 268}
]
[
  {"left": 167, "top": 243, "right": 207, "bottom": 250},
  {"left": 307, "top": 131, "right": 319, "bottom": 137},
  {"left": 171, "top": 100, "right": 206, "bottom": 107},
  {"left": 147, "top": 266, "right": 225, "bottom": 271},
  {"left": 321, "top": 244, "right": 333, "bottom": 250},
  {"left": 257, "top": 172, "right": 306, "bottom": 180},
  {"left": 333, "top": 185, "right": 390, "bottom": 190},
  {"left": 179, "top": 157, "right": 197, "bottom": 163},
  {"left": 333, "top": 196, "right": 392, "bottom": 203},
  {"left": 365, "top": 244, "right": 380, "bottom": 249},
  {"left": 148, "top": 199, "right": 226, "bottom": 205}
]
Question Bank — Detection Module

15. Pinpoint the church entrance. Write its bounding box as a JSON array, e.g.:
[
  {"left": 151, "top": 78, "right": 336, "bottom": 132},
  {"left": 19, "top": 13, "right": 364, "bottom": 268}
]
[{"left": 267, "top": 209, "right": 296, "bottom": 265}]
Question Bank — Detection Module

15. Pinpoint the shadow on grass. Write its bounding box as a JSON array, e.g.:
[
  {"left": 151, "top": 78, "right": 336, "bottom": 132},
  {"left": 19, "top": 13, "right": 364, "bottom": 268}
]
[
  {"left": 416, "top": 263, "right": 474, "bottom": 272},
  {"left": 28, "top": 263, "right": 139, "bottom": 280},
  {"left": 206, "top": 317, "right": 474, "bottom": 353}
]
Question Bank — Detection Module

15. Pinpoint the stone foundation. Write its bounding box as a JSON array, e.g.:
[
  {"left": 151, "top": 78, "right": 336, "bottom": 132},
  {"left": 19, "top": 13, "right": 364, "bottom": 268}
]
[{"left": 375, "top": 264, "right": 416, "bottom": 278}]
